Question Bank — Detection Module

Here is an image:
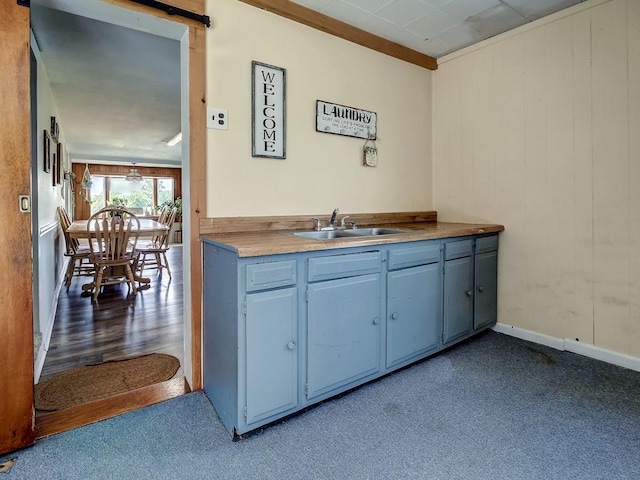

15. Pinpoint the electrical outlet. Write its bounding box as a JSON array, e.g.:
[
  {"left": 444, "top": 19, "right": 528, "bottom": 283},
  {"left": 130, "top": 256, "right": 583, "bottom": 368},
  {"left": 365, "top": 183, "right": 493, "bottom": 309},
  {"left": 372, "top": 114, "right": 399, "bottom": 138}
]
[{"left": 207, "top": 107, "right": 229, "bottom": 130}]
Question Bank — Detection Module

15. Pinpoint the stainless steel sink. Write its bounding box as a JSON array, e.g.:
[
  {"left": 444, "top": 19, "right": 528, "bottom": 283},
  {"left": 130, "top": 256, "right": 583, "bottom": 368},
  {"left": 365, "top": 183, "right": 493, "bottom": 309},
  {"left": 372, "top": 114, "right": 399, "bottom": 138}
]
[
  {"left": 347, "top": 228, "right": 411, "bottom": 236},
  {"left": 292, "top": 230, "right": 361, "bottom": 239},
  {"left": 292, "top": 227, "right": 410, "bottom": 240}
]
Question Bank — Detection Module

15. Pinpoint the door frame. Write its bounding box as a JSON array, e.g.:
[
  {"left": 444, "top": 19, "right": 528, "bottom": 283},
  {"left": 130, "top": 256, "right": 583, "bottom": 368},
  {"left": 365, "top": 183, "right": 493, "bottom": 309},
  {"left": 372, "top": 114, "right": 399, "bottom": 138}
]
[
  {"left": 0, "top": 0, "right": 206, "bottom": 455},
  {"left": 0, "top": 1, "right": 35, "bottom": 455}
]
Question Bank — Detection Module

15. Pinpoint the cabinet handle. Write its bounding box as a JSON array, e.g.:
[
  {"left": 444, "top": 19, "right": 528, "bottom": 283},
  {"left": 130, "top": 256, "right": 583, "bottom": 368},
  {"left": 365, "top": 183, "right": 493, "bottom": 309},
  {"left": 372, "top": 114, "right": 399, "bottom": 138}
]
[
  {"left": 391, "top": 312, "right": 399, "bottom": 320},
  {"left": 372, "top": 317, "right": 379, "bottom": 325},
  {"left": 466, "top": 290, "right": 473, "bottom": 297},
  {"left": 477, "top": 286, "right": 484, "bottom": 293},
  {"left": 287, "top": 341, "right": 296, "bottom": 350}
]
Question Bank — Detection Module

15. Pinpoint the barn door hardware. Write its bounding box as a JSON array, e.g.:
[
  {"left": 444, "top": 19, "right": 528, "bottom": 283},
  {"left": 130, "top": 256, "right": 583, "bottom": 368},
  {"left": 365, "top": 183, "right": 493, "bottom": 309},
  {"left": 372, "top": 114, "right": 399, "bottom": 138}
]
[{"left": 129, "top": 0, "right": 211, "bottom": 27}]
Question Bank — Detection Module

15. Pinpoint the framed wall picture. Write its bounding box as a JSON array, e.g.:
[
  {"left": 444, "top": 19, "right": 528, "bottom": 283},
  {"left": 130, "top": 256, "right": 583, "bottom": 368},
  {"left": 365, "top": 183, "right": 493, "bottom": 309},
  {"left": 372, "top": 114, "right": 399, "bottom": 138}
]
[
  {"left": 43, "top": 130, "right": 51, "bottom": 173},
  {"left": 50, "top": 116, "right": 59, "bottom": 143},
  {"left": 56, "top": 142, "right": 63, "bottom": 185},
  {"left": 251, "top": 61, "right": 286, "bottom": 159},
  {"left": 52, "top": 151, "right": 57, "bottom": 187}
]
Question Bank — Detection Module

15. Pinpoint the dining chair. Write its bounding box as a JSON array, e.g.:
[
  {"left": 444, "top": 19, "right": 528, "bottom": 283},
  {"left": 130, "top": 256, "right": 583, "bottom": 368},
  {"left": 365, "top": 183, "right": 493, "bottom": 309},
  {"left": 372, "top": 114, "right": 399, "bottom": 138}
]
[
  {"left": 135, "top": 206, "right": 177, "bottom": 285},
  {"left": 87, "top": 207, "right": 141, "bottom": 302},
  {"left": 156, "top": 205, "right": 169, "bottom": 225},
  {"left": 57, "top": 206, "right": 94, "bottom": 291}
]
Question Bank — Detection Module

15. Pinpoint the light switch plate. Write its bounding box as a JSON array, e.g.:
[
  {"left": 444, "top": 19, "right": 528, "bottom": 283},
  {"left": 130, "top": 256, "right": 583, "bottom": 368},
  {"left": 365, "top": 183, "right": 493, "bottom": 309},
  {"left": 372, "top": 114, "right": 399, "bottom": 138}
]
[{"left": 207, "top": 107, "right": 228, "bottom": 130}]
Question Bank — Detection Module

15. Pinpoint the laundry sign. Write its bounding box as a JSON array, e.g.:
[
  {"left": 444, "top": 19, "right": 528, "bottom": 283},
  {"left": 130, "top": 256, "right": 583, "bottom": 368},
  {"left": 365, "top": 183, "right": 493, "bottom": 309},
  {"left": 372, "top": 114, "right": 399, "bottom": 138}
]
[{"left": 316, "top": 100, "right": 377, "bottom": 140}]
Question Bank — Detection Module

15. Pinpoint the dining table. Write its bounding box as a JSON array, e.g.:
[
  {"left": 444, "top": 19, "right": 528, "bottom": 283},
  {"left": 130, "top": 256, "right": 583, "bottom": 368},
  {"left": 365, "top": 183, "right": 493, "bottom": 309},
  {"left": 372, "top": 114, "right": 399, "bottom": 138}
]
[{"left": 66, "top": 218, "right": 170, "bottom": 292}]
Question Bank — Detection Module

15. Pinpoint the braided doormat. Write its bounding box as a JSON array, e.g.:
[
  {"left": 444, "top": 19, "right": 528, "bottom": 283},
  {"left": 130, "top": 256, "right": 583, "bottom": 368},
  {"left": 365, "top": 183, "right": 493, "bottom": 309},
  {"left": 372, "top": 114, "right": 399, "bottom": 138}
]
[{"left": 35, "top": 353, "right": 180, "bottom": 411}]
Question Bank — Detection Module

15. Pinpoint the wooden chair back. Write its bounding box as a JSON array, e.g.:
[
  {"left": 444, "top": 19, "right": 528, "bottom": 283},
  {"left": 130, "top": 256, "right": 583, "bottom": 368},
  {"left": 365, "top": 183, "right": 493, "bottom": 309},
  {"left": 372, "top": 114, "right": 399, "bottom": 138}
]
[
  {"left": 157, "top": 205, "right": 169, "bottom": 225},
  {"left": 150, "top": 206, "right": 177, "bottom": 247},
  {"left": 87, "top": 208, "right": 140, "bottom": 263},
  {"left": 160, "top": 207, "right": 178, "bottom": 247},
  {"left": 57, "top": 206, "right": 80, "bottom": 254}
]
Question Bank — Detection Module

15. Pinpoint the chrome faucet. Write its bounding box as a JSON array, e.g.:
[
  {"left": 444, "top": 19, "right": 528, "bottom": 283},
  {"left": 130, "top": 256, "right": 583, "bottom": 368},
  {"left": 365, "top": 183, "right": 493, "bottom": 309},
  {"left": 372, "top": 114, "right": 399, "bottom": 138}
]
[{"left": 329, "top": 208, "right": 339, "bottom": 228}]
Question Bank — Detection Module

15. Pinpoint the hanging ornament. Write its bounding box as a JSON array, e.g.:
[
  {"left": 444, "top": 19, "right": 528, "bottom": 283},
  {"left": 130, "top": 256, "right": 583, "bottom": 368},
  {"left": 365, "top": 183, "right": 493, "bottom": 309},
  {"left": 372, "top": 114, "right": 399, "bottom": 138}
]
[
  {"left": 81, "top": 163, "right": 92, "bottom": 189},
  {"left": 362, "top": 128, "right": 378, "bottom": 167}
]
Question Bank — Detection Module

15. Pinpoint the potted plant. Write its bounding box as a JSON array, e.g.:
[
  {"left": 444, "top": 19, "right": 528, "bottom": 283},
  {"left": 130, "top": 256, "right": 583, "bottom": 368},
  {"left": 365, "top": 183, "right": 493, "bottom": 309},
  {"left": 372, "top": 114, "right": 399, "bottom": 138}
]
[
  {"left": 157, "top": 196, "right": 182, "bottom": 222},
  {"left": 157, "top": 197, "right": 182, "bottom": 243},
  {"left": 109, "top": 196, "right": 127, "bottom": 222}
]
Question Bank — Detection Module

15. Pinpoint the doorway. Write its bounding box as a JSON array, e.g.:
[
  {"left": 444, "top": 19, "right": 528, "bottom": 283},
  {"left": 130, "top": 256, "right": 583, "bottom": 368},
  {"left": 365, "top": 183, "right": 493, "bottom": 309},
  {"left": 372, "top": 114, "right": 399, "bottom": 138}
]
[{"left": 27, "top": 0, "right": 205, "bottom": 440}]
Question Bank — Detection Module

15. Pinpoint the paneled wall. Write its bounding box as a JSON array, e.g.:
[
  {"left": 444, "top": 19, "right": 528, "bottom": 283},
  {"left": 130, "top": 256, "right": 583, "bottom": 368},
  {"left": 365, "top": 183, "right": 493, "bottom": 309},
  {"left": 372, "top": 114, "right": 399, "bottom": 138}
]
[
  {"left": 433, "top": 0, "right": 640, "bottom": 357},
  {"left": 71, "top": 163, "right": 182, "bottom": 220}
]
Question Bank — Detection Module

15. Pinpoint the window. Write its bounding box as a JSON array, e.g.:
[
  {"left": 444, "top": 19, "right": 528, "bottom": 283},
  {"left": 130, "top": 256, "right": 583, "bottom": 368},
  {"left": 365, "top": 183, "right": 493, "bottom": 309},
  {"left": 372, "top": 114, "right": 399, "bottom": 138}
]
[
  {"left": 89, "top": 176, "right": 175, "bottom": 216},
  {"left": 157, "top": 178, "right": 174, "bottom": 207},
  {"left": 89, "top": 177, "right": 106, "bottom": 215}
]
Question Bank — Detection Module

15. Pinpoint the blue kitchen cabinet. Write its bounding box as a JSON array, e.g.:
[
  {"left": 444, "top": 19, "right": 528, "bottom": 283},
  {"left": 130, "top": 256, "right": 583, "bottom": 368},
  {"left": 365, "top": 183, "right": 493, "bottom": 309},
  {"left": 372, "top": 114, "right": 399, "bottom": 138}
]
[
  {"left": 202, "top": 242, "right": 300, "bottom": 436},
  {"left": 306, "top": 251, "right": 382, "bottom": 400},
  {"left": 443, "top": 240, "right": 474, "bottom": 345},
  {"left": 307, "top": 273, "right": 381, "bottom": 399},
  {"left": 443, "top": 236, "right": 499, "bottom": 345},
  {"left": 474, "top": 236, "right": 499, "bottom": 331},
  {"left": 245, "top": 287, "right": 298, "bottom": 425},
  {"left": 386, "top": 242, "right": 441, "bottom": 368},
  {"left": 202, "top": 232, "right": 499, "bottom": 438}
]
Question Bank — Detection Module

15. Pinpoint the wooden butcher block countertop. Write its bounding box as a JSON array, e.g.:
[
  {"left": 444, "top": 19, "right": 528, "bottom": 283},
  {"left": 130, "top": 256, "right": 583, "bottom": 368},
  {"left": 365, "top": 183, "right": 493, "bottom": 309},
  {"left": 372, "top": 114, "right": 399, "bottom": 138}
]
[{"left": 200, "top": 211, "right": 504, "bottom": 258}]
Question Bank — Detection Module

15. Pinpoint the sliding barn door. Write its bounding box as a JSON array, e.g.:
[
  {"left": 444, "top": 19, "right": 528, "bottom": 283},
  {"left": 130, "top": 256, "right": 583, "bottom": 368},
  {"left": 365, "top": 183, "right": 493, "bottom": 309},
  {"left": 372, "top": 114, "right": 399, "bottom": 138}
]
[{"left": 0, "top": 2, "right": 35, "bottom": 455}]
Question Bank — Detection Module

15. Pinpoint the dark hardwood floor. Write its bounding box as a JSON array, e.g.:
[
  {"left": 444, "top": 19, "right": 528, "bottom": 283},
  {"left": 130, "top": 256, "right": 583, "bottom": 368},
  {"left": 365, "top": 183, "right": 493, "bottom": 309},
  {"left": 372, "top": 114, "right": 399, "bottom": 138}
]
[{"left": 36, "top": 245, "right": 184, "bottom": 428}]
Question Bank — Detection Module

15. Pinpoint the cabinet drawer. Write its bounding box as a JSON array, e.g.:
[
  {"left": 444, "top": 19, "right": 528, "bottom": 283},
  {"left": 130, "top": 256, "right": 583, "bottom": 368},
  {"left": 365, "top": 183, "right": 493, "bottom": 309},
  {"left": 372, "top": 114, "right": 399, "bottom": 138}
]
[
  {"left": 444, "top": 239, "right": 473, "bottom": 260},
  {"left": 246, "top": 260, "right": 297, "bottom": 292},
  {"left": 475, "top": 235, "right": 499, "bottom": 254},
  {"left": 387, "top": 242, "right": 440, "bottom": 271},
  {"left": 307, "top": 251, "right": 382, "bottom": 282}
]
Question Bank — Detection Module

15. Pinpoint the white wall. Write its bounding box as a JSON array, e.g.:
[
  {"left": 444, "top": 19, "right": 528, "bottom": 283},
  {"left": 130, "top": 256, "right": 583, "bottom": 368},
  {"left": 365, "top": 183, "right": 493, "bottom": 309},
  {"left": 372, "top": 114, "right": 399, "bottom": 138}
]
[
  {"left": 32, "top": 35, "right": 67, "bottom": 379},
  {"left": 206, "top": 0, "right": 433, "bottom": 217},
  {"left": 433, "top": 0, "right": 640, "bottom": 357},
  {"left": 34, "top": 37, "right": 67, "bottom": 229}
]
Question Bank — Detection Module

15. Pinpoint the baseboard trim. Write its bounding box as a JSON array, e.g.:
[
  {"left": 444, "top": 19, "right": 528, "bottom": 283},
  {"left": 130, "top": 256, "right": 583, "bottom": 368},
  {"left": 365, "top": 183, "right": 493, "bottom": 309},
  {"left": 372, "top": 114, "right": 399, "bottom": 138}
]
[
  {"left": 563, "top": 340, "right": 640, "bottom": 373},
  {"left": 492, "top": 323, "right": 640, "bottom": 373},
  {"left": 491, "top": 323, "right": 565, "bottom": 351}
]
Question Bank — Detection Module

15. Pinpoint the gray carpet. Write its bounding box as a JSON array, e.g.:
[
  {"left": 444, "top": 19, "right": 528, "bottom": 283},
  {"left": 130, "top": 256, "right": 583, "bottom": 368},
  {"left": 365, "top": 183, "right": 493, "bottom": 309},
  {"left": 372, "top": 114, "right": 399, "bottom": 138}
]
[{"left": 3, "top": 331, "right": 640, "bottom": 479}]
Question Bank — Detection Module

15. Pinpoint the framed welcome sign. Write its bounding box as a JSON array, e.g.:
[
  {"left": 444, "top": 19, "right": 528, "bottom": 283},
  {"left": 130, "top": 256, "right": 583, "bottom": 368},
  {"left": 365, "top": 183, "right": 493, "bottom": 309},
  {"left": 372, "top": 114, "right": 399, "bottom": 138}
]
[{"left": 251, "top": 61, "right": 286, "bottom": 159}]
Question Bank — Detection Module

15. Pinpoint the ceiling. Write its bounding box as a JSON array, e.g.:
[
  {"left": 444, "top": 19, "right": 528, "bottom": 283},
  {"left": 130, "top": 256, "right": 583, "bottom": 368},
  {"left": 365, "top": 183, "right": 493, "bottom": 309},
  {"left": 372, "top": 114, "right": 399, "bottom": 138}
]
[
  {"left": 30, "top": 2, "right": 182, "bottom": 168},
  {"left": 291, "top": 0, "right": 586, "bottom": 58},
  {"left": 29, "top": 0, "right": 585, "bottom": 168}
]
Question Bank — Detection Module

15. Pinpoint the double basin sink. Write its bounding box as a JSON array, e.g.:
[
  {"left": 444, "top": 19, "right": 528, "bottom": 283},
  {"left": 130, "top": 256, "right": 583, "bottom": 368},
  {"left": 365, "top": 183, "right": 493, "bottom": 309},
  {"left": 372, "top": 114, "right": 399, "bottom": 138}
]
[{"left": 292, "top": 227, "right": 410, "bottom": 240}]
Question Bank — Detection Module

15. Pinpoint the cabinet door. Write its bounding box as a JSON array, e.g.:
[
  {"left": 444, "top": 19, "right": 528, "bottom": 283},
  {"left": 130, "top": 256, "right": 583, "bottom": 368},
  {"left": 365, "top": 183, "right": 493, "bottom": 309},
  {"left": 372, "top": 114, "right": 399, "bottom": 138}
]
[
  {"left": 307, "top": 274, "right": 381, "bottom": 399},
  {"left": 245, "top": 287, "right": 298, "bottom": 425},
  {"left": 443, "top": 256, "right": 473, "bottom": 345},
  {"left": 474, "top": 250, "right": 498, "bottom": 330},
  {"left": 387, "top": 264, "right": 440, "bottom": 368}
]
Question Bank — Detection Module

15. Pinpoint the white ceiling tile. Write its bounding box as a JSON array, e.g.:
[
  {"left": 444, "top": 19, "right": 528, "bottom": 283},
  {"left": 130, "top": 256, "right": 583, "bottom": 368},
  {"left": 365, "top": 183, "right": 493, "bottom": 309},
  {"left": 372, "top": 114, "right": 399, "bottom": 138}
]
[
  {"left": 385, "top": 29, "right": 427, "bottom": 51},
  {"left": 342, "top": 0, "right": 392, "bottom": 13},
  {"left": 437, "top": 0, "right": 500, "bottom": 22},
  {"left": 405, "top": 9, "right": 458, "bottom": 39},
  {"left": 286, "top": 0, "right": 586, "bottom": 58},
  {"left": 422, "top": 23, "right": 482, "bottom": 56},
  {"left": 503, "top": 0, "right": 584, "bottom": 21},
  {"left": 321, "top": 1, "right": 371, "bottom": 25},
  {"left": 422, "top": 0, "right": 452, "bottom": 8},
  {"left": 358, "top": 14, "right": 423, "bottom": 45},
  {"left": 357, "top": 14, "right": 405, "bottom": 40},
  {"left": 374, "top": 0, "right": 433, "bottom": 27},
  {"left": 465, "top": 4, "right": 526, "bottom": 39}
]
